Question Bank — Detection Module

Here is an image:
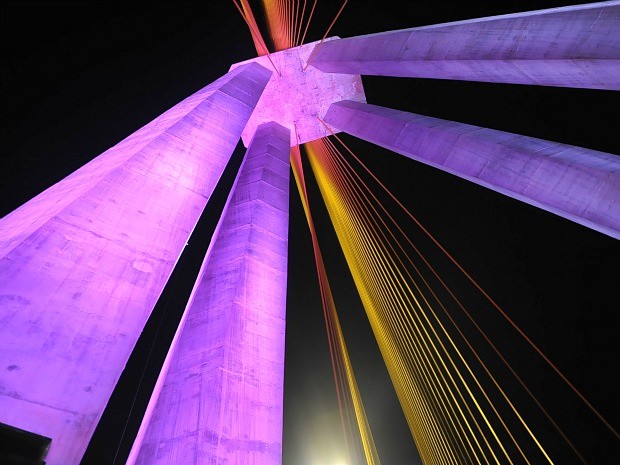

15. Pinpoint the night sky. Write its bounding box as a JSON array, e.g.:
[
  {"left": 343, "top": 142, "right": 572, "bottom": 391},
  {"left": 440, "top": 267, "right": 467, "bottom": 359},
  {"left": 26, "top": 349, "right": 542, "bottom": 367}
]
[{"left": 1, "top": 1, "right": 619, "bottom": 465}]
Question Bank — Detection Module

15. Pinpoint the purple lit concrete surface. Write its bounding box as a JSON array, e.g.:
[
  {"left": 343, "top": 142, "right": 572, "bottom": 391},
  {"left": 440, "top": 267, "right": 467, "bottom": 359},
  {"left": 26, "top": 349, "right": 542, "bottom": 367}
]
[
  {"left": 0, "top": 62, "right": 271, "bottom": 465},
  {"left": 325, "top": 100, "right": 620, "bottom": 239},
  {"left": 230, "top": 38, "right": 365, "bottom": 147},
  {"left": 127, "top": 122, "right": 291, "bottom": 465},
  {"left": 311, "top": 1, "right": 620, "bottom": 90}
]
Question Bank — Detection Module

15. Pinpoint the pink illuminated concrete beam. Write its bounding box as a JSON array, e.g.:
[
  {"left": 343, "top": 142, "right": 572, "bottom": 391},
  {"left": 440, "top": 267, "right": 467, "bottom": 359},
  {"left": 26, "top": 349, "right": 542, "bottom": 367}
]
[
  {"left": 128, "top": 122, "right": 291, "bottom": 465},
  {"left": 325, "top": 100, "right": 620, "bottom": 239},
  {"left": 311, "top": 1, "right": 620, "bottom": 90},
  {"left": 0, "top": 61, "right": 271, "bottom": 465}
]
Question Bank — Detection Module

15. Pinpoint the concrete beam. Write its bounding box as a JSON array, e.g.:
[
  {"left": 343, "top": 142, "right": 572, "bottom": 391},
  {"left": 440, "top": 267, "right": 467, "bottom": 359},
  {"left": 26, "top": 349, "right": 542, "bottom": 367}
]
[
  {"left": 311, "top": 2, "right": 620, "bottom": 90},
  {"left": 0, "top": 62, "right": 272, "bottom": 465},
  {"left": 128, "top": 122, "right": 291, "bottom": 465},
  {"left": 324, "top": 100, "right": 620, "bottom": 239}
]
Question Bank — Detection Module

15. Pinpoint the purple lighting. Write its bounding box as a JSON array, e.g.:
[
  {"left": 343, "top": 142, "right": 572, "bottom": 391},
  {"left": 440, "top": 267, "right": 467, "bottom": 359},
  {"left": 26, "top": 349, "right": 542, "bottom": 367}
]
[
  {"left": 1, "top": 2, "right": 618, "bottom": 464},
  {"left": 311, "top": 2, "right": 620, "bottom": 90},
  {"left": 0, "top": 62, "right": 271, "bottom": 465},
  {"left": 128, "top": 122, "right": 291, "bottom": 465},
  {"left": 324, "top": 100, "right": 620, "bottom": 239},
  {"left": 230, "top": 38, "right": 365, "bottom": 147}
]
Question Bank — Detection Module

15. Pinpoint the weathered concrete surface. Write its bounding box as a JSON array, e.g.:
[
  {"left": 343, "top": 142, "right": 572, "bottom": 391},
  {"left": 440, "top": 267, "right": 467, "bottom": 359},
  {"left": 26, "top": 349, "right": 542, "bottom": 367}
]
[
  {"left": 325, "top": 100, "right": 620, "bottom": 239},
  {"left": 0, "top": 62, "right": 271, "bottom": 465},
  {"left": 230, "top": 38, "right": 365, "bottom": 147},
  {"left": 128, "top": 122, "right": 291, "bottom": 465},
  {"left": 311, "top": 2, "right": 620, "bottom": 90}
]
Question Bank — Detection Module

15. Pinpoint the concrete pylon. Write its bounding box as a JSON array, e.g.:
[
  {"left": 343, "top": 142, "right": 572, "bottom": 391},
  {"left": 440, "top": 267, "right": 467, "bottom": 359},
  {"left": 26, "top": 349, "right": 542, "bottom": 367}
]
[
  {"left": 128, "top": 122, "right": 291, "bottom": 465},
  {"left": 0, "top": 62, "right": 272, "bottom": 465},
  {"left": 324, "top": 100, "right": 620, "bottom": 239},
  {"left": 311, "top": 1, "right": 620, "bottom": 90}
]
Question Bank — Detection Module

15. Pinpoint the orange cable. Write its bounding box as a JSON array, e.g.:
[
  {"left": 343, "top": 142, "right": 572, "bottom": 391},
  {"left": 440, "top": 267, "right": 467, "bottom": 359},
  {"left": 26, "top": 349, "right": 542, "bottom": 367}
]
[
  {"left": 322, "top": 138, "right": 492, "bottom": 464},
  {"left": 303, "top": 0, "right": 348, "bottom": 70},
  {"left": 324, "top": 136, "right": 551, "bottom": 464},
  {"left": 318, "top": 119, "right": 619, "bottom": 441},
  {"left": 292, "top": 142, "right": 381, "bottom": 464},
  {"left": 232, "top": 0, "right": 283, "bottom": 75},
  {"left": 294, "top": 0, "right": 307, "bottom": 46},
  {"left": 314, "top": 138, "right": 494, "bottom": 464},
  {"left": 299, "top": 0, "right": 317, "bottom": 45}
]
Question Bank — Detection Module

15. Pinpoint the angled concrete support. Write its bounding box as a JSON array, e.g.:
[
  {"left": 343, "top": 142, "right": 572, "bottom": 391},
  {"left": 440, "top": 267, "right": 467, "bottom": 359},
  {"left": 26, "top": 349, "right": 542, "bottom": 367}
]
[
  {"left": 325, "top": 100, "right": 620, "bottom": 239},
  {"left": 311, "top": 2, "right": 620, "bottom": 90},
  {"left": 128, "top": 122, "right": 291, "bottom": 465},
  {"left": 0, "top": 62, "right": 272, "bottom": 465}
]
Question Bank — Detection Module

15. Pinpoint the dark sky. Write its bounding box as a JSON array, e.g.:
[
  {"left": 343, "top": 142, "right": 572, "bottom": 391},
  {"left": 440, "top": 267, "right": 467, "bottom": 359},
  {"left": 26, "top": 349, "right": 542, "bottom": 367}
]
[{"left": 1, "top": 1, "right": 619, "bottom": 465}]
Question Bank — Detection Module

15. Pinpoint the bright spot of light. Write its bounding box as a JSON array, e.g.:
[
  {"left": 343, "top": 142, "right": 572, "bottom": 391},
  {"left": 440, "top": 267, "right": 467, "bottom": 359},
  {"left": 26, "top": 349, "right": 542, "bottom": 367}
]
[{"left": 300, "top": 400, "right": 351, "bottom": 465}]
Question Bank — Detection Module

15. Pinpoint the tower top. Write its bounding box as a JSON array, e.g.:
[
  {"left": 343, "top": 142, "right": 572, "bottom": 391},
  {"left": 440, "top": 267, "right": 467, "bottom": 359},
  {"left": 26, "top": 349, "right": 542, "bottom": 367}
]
[{"left": 230, "top": 38, "right": 366, "bottom": 148}]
